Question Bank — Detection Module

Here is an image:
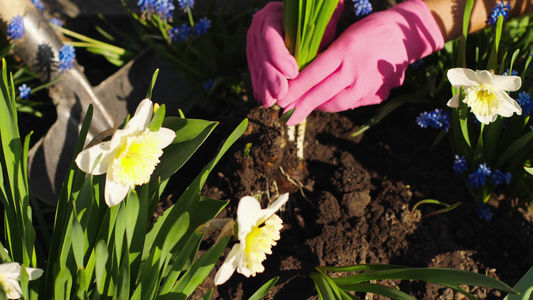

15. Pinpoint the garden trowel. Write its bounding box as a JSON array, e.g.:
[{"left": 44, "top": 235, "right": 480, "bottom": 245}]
[{"left": 0, "top": 0, "right": 127, "bottom": 204}]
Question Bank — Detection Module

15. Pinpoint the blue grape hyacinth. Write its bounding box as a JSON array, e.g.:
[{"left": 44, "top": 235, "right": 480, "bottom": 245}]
[
  {"left": 416, "top": 108, "right": 451, "bottom": 131},
  {"left": 453, "top": 155, "right": 468, "bottom": 175},
  {"left": 468, "top": 163, "right": 491, "bottom": 188},
  {"left": 8, "top": 16, "right": 25, "bottom": 41},
  {"left": 517, "top": 91, "right": 533, "bottom": 116},
  {"left": 155, "top": 0, "right": 175, "bottom": 21},
  {"left": 169, "top": 24, "right": 192, "bottom": 43},
  {"left": 491, "top": 169, "right": 511, "bottom": 186},
  {"left": 138, "top": 0, "right": 175, "bottom": 21},
  {"left": 502, "top": 68, "right": 518, "bottom": 76},
  {"left": 203, "top": 80, "right": 214, "bottom": 91},
  {"left": 195, "top": 18, "right": 212, "bottom": 36},
  {"left": 32, "top": 0, "right": 45, "bottom": 10},
  {"left": 486, "top": 1, "right": 511, "bottom": 26},
  {"left": 354, "top": 0, "right": 372, "bottom": 17},
  {"left": 49, "top": 18, "right": 64, "bottom": 27},
  {"left": 138, "top": 0, "right": 156, "bottom": 14},
  {"left": 58, "top": 44, "right": 75, "bottom": 73},
  {"left": 475, "top": 204, "right": 493, "bottom": 221},
  {"left": 18, "top": 84, "right": 31, "bottom": 100},
  {"left": 177, "top": 0, "right": 195, "bottom": 11}
]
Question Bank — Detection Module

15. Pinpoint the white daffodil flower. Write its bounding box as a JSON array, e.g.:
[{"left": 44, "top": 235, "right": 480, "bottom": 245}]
[
  {"left": 214, "top": 193, "right": 289, "bottom": 285},
  {"left": 447, "top": 68, "right": 522, "bottom": 124},
  {"left": 75, "top": 99, "right": 176, "bottom": 207},
  {"left": 0, "top": 262, "right": 43, "bottom": 299}
]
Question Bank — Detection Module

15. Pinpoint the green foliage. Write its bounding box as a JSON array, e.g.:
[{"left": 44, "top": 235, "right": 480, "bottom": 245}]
[
  {"left": 0, "top": 58, "right": 38, "bottom": 297},
  {"left": 50, "top": 23, "right": 134, "bottom": 67},
  {"left": 313, "top": 264, "right": 518, "bottom": 300},
  {"left": 411, "top": 199, "right": 462, "bottom": 218},
  {"left": 248, "top": 277, "right": 280, "bottom": 300},
  {"left": 283, "top": 0, "right": 340, "bottom": 69},
  {"left": 0, "top": 62, "right": 267, "bottom": 299},
  {"left": 504, "top": 266, "right": 533, "bottom": 300}
]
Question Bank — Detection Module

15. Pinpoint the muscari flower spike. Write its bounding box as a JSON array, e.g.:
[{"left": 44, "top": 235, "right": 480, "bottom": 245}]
[
  {"left": 416, "top": 108, "right": 451, "bottom": 131},
  {"left": 0, "top": 262, "right": 43, "bottom": 299},
  {"left": 517, "top": 91, "right": 533, "bottom": 116},
  {"left": 195, "top": 17, "right": 212, "bottom": 36},
  {"left": 58, "top": 44, "right": 75, "bottom": 73},
  {"left": 177, "top": 0, "right": 195, "bottom": 11},
  {"left": 491, "top": 169, "right": 511, "bottom": 185},
  {"left": 468, "top": 163, "right": 491, "bottom": 189},
  {"left": 155, "top": 0, "right": 175, "bottom": 21},
  {"left": 486, "top": 1, "right": 511, "bottom": 26},
  {"left": 447, "top": 68, "right": 522, "bottom": 124},
  {"left": 138, "top": 0, "right": 156, "bottom": 14},
  {"left": 169, "top": 24, "right": 192, "bottom": 43},
  {"left": 354, "top": 0, "right": 372, "bottom": 17},
  {"left": 18, "top": 84, "right": 31, "bottom": 100},
  {"left": 475, "top": 204, "right": 493, "bottom": 221},
  {"left": 214, "top": 193, "right": 289, "bottom": 285},
  {"left": 8, "top": 16, "right": 25, "bottom": 41},
  {"left": 453, "top": 155, "right": 468, "bottom": 175},
  {"left": 32, "top": 0, "right": 45, "bottom": 11},
  {"left": 75, "top": 98, "right": 176, "bottom": 207},
  {"left": 203, "top": 80, "right": 214, "bottom": 91},
  {"left": 49, "top": 17, "right": 64, "bottom": 27},
  {"left": 503, "top": 68, "right": 518, "bottom": 76}
]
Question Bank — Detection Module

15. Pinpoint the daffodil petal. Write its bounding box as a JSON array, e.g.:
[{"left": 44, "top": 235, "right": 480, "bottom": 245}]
[
  {"left": 236, "top": 196, "right": 262, "bottom": 236},
  {"left": 3, "top": 278, "right": 23, "bottom": 299},
  {"left": 26, "top": 268, "right": 43, "bottom": 280},
  {"left": 479, "top": 114, "right": 498, "bottom": 124},
  {"left": 75, "top": 142, "right": 112, "bottom": 175},
  {"left": 447, "top": 94, "right": 460, "bottom": 108},
  {"left": 0, "top": 262, "right": 21, "bottom": 280},
  {"left": 447, "top": 68, "right": 479, "bottom": 88},
  {"left": 476, "top": 70, "right": 494, "bottom": 85},
  {"left": 258, "top": 193, "right": 289, "bottom": 221},
  {"left": 214, "top": 244, "right": 240, "bottom": 285},
  {"left": 104, "top": 178, "right": 130, "bottom": 207},
  {"left": 157, "top": 127, "right": 176, "bottom": 148},
  {"left": 493, "top": 74, "right": 521, "bottom": 91},
  {"left": 123, "top": 98, "right": 153, "bottom": 134},
  {"left": 497, "top": 91, "right": 522, "bottom": 116}
]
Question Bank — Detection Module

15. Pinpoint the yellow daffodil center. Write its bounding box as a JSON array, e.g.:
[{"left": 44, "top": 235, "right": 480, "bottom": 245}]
[
  {"left": 109, "top": 129, "right": 163, "bottom": 187},
  {"left": 464, "top": 85, "right": 500, "bottom": 117},
  {"left": 242, "top": 214, "right": 283, "bottom": 276}
]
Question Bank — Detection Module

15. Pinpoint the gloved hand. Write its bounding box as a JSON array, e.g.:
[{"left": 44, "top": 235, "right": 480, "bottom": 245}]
[
  {"left": 278, "top": 0, "right": 445, "bottom": 125},
  {"left": 246, "top": 1, "right": 344, "bottom": 108}
]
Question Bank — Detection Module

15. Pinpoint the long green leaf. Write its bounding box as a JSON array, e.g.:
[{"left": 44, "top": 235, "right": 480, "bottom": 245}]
[
  {"left": 150, "top": 118, "right": 218, "bottom": 184},
  {"left": 54, "top": 267, "right": 73, "bottom": 300},
  {"left": 158, "top": 232, "right": 204, "bottom": 297},
  {"left": 340, "top": 283, "right": 415, "bottom": 300},
  {"left": 310, "top": 270, "right": 348, "bottom": 300},
  {"left": 248, "top": 277, "right": 280, "bottom": 300},
  {"left": 318, "top": 264, "right": 409, "bottom": 273},
  {"left": 94, "top": 240, "right": 109, "bottom": 295},
  {"left": 168, "top": 236, "right": 230, "bottom": 299},
  {"left": 505, "top": 266, "right": 533, "bottom": 300},
  {"left": 144, "top": 119, "right": 247, "bottom": 260},
  {"left": 331, "top": 268, "right": 517, "bottom": 294}
]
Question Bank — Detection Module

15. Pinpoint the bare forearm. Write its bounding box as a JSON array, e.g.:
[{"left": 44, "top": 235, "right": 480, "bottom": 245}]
[{"left": 424, "top": 0, "right": 532, "bottom": 41}]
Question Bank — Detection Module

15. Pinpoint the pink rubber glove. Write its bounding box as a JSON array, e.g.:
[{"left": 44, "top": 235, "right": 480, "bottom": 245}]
[
  {"left": 246, "top": 1, "right": 344, "bottom": 108},
  {"left": 278, "top": 0, "right": 445, "bottom": 125}
]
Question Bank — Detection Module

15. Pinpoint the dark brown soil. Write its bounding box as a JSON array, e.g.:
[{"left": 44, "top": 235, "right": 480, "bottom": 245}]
[{"left": 185, "top": 101, "right": 533, "bottom": 300}]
